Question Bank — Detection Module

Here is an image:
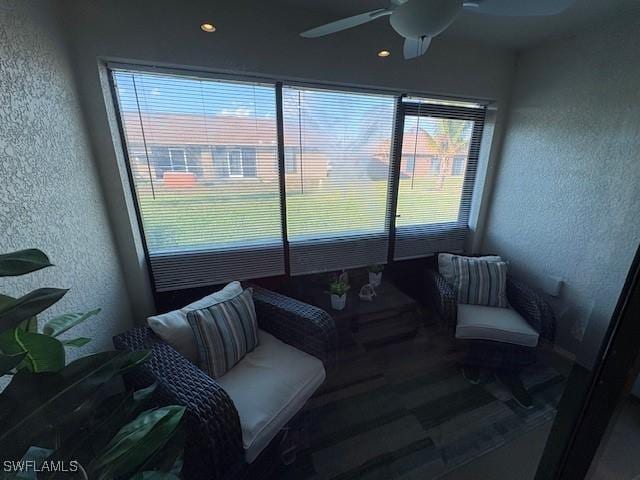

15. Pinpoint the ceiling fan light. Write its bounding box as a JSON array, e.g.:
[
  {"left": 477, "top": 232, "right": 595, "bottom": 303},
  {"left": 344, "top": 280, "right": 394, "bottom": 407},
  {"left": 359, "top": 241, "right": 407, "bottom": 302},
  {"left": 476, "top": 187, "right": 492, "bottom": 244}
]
[
  {"left": 389, "top": 0, "right": 463, "bottom": 38},
  {"left": 378, "top": 50, "right": 391, "bottom": 57}
]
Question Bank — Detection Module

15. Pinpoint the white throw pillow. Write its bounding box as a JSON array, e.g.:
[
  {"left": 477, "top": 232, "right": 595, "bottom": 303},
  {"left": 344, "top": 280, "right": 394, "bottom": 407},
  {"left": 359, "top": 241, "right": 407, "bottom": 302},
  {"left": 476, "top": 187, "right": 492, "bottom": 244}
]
[
  {"left": 438, "top": 253, "right": 502, "bottom": 286},
  {"left": 147, "top": 281, "right": 244, "bottom": 362}
]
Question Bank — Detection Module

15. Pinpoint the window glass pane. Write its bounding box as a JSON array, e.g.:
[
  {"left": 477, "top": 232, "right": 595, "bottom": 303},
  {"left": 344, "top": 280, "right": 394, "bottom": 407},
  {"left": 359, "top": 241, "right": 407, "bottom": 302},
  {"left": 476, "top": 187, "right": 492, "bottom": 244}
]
[
  {"left": 227, "top": 149, "right": 244, "bottom": 177},
  {"left": 396, "top": 116, "right": 473, "bottom": 227},
  {"left": 282, "top": 87, "right": 396, "bottom": 241},
  {"left": 112, "top": 71, "right": 282, "bottom": 254},
  {"left": 168, "top": 148, "right": 187, "bottom": 172},
  {"left": 452, "top": 155, "right": 466, "bottom": 176}
]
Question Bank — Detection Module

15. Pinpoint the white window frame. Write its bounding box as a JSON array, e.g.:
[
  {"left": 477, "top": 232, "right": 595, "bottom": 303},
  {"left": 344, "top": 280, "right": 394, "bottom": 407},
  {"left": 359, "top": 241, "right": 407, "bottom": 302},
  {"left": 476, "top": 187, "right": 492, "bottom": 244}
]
[
  {"left": 226, "top": 149, "right": 245, "bottom": 178},
  {"left": 168, "top": 148, "right": 188, "bottom": 172}
]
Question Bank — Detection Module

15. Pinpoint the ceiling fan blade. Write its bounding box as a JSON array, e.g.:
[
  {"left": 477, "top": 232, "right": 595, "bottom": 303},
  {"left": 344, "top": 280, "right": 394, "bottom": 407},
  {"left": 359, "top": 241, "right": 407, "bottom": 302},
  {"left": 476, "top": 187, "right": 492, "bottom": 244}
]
[
  {"left": 403, "top": 36, "right": 432, "bottom": 60},
  {"left": 463, "top": 0, "right": 576, "bottom": 16},
  {"left": 300, "top": 9, "right": 392, "bottom": 38}
]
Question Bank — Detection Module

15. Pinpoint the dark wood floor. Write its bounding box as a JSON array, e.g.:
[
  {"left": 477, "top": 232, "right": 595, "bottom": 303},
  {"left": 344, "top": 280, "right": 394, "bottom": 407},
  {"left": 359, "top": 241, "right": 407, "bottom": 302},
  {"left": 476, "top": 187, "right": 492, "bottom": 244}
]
[{"left": 277, "top": 305, "right": 565, "bottom": 480}]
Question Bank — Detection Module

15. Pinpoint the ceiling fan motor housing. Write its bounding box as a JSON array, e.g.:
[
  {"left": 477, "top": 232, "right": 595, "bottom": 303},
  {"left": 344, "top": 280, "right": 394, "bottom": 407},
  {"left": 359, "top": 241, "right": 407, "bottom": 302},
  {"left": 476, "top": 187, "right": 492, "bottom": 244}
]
[{"left": 389, "top": 0, "right": 464, "bottom": 38}]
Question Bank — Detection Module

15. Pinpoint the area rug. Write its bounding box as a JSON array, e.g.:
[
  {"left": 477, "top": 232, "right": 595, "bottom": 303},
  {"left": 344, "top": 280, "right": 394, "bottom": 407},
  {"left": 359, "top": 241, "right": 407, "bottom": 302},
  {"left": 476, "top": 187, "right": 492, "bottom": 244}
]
[{"left": 279, "top": 316, "right": 565, "bottom": 480}]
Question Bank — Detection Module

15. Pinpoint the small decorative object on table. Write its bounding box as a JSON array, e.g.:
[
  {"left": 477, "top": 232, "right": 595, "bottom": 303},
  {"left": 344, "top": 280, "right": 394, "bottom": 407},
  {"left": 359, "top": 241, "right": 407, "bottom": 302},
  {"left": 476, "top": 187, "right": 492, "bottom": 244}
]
[
  {"left": 326, "top": 278, "right": 350, "bottom": 311},
  {"left": 367, "top": 264, "right": 384, "bottom": 287},
  {"left": 359, "top": 283, "right": 377, "bottom": 302}
]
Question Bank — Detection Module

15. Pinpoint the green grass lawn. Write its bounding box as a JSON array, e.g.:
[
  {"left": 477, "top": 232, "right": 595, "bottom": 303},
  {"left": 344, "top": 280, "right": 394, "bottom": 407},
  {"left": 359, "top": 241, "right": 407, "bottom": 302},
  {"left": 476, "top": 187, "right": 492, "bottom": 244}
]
[{"left": 137, "top": 177, "right": 464, "bottom": 252}]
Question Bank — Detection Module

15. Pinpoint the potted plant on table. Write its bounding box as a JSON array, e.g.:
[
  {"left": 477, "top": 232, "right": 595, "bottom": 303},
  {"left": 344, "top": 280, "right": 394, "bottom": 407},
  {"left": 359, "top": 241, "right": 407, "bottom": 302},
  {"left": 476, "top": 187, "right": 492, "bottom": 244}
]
[
  {"left": 367, "top": 264, "right": 384, "bottom": 287},
  {"left": 326, "top": 279, "right": 350, "bottom": 311}
]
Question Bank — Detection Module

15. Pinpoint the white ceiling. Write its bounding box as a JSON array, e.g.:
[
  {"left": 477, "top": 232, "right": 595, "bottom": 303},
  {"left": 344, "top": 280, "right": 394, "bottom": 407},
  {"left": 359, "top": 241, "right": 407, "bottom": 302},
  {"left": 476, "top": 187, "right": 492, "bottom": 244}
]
[{"left": 281, "top": 0, "right": 640, "bottom": 49}]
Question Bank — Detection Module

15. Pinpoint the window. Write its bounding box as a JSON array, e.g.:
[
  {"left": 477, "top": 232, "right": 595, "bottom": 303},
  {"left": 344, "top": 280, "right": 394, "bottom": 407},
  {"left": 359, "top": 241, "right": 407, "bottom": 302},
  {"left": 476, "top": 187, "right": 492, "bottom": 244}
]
[
  {"left": 452, "top": 155, "right": 466, "bottom": 176},
  {"left": 111, "top": 69, "right": 284, "bottom": 291},
  {"left": 394, "top": 100, "right": 485, "bottom": 260},
  {"left": 429, "top": 158, "right": 441, "bottom": 175},
  {"left": 282, "top": 86, "right": 396, "bottom": 275},
  {"left": 110, "top": 67, "right": 486, "bottom": 291},
  {"left": 403, "top": 155, "right": 416, "bottom": 177},
  {"left": 226, "top": 149, "right": 244, "bottom": 177},
  {"left": 284, "top": 147, "right": 298, "bottom": 174},
  {"left": 168, "top": 148, "right": 188, "bottom": 172}
]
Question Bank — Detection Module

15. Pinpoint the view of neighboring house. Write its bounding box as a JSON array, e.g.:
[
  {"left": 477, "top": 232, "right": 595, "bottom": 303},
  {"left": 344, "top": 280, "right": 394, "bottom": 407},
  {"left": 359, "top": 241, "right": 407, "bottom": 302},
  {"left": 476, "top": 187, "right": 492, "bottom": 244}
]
[
  {"left": 123, "top": 113, "right": 279, "bottom": 182},
  {"left": 121, "top": 112, "right": 470, "bottom": 190},
  {"left": 121, "top": 112, "right": 330, "bottom": 190},
  {"left": 372, "top": 125, "right": 470, "bottom": 180}
]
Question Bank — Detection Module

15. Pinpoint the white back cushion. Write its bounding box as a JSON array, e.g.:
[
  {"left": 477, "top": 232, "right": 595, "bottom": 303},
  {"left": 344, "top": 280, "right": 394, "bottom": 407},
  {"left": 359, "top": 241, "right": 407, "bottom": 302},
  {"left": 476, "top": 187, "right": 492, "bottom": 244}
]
[{"left": 147, "top": 281, "right": 243, "bottom": 362}]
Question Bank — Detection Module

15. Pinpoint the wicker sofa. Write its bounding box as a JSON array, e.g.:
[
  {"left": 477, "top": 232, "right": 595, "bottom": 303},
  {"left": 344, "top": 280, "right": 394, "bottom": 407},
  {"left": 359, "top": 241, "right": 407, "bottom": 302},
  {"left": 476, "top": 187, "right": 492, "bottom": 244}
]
[{"left": 113, "top": 287, "right": 337, "bottom": 480}]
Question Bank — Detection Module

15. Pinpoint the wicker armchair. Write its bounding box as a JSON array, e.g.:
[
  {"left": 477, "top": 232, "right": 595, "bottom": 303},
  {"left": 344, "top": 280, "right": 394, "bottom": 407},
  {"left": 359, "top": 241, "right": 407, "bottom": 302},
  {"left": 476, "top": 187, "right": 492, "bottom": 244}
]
[
  {"left": 113, "top": 287, "right": 336, "bottom": 480},
  {"left": 426, "top": 268, "right": 556, "bottom": 372}
]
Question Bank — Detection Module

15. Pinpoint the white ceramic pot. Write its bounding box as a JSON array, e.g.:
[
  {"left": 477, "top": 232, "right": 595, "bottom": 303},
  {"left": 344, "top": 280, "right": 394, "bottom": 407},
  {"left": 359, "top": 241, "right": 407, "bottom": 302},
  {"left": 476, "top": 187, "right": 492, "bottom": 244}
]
[
  {"left": 331, "top": 293, "right": 347, "bottom": 311},
  {"left": 369, "top": 271, "right": 382, "bottom": 287}
]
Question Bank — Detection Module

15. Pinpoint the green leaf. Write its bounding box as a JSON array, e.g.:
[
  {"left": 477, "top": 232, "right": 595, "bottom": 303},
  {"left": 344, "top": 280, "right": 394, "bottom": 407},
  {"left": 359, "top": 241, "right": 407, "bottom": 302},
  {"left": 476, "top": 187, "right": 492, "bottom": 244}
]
[
  {"left": 0, "top": 350, "right": 151, "bottom": 459},
  {"left": 43, "top": 309, "right": 101, "bottom": 337},
  {"left": 13, "top": 329, "right": 65, "bottom": 373},
  {"left": 0, "top": 288, "right": 68, "bottom": 333},
  {"left": 46, "top": 383, "right": 159, "bottom": 476},
  {"left": 14, "top": 446, "right": 54, "bottom": 480},
  {"left": 90, "top": 406, "right": 186, "bottom": 480},
  {"left": 19, "top": 316, "right": 38, "bottom": 333},
  {"left": 0, "top": 249, "right": 52, "bottom": 277},
  {"left": 0, "top": 351, "right": 26, "bottom": 376},
  {"left": 86, "top": 383, "right": 159, "bottom": 450},
  {"left": 0, "top": 324, "right": 27, "bottom": 373},
  {"left": 134, "top": 424, "right": 184, "bottom": 476},
  {"left": 133, "top": 383, "right": 158, "bottom": 403},
  {"left": 0, "top": 294, "right": 14, "bottom": 314},
  {"left": 0, "top": 327, "right": 23, "bottom": 356},
  {"left": 62, "top": 337, "right": 92, "bottom": 348},
  {"left": 130, "top": 472, "right": 181, "bottom": 480},
  {"left": 0, "top": 295, "right": 38, "bottom": 342}
]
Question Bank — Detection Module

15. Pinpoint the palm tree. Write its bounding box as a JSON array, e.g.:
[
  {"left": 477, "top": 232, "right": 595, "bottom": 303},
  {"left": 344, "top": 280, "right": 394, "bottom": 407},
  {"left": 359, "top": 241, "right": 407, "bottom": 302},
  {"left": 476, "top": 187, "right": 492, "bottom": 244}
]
[{"left": 432, "top": 118, "right": 472, "bottom": 190}]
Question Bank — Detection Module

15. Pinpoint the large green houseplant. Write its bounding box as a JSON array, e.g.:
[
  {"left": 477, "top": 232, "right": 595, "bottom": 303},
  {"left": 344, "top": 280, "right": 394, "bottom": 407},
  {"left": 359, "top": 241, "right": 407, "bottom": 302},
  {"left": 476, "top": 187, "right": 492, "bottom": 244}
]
[{"left": 0, "top": 249, "right": 184, "bottom": 479}]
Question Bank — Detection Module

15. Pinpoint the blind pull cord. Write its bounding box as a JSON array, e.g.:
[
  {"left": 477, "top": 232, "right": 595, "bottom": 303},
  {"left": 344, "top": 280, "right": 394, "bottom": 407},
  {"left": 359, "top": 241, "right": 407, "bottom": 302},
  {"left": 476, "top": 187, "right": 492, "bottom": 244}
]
[
  {"left": 297, "top": 90, "right": 304, "bottom": 195},
  {"left": 131, "top": 75, "right": 156, "bottom": 200},
  {"left": 411, "top": 40, "right": 424, "bottom": 191}
]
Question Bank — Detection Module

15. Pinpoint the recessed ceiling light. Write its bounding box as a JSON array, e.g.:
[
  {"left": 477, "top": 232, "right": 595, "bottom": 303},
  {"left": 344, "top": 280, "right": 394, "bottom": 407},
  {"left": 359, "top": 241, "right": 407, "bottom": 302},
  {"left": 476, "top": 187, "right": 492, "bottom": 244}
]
[
  {"left": 377, "top": 50, "right": 391, "bottom": 58},
  {"left": 200, "top": 23, "right": 216, "bottom": 33}
]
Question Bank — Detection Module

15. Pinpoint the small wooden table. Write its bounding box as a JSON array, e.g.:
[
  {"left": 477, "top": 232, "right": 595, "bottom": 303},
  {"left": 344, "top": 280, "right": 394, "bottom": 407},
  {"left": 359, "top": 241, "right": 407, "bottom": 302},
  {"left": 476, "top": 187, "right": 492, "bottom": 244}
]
[{"left": 292, "top": 278, "right": 420, "bottom": 334}]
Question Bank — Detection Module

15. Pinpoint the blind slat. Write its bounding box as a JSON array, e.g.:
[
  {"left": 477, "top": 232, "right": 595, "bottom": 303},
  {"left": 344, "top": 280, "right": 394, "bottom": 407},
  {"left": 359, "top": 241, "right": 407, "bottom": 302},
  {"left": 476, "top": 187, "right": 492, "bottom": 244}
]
[
  {"left": 282, "top": 85, "right": 396, "bottom": 275},
  {"left": 112, "top": 69, "right": 285, "bottom": 290},
  {"left": 110, "top": 67, "right": 487, "bottom": 291},
  {"left": 393, "top": 101, "right": 486, "bottom": 260}
]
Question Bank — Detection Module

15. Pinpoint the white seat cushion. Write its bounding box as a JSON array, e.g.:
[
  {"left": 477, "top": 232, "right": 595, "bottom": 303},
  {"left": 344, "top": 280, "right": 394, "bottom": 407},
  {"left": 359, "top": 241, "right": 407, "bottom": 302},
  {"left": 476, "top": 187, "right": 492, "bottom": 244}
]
[
  {"left": 456, "top": 304, "right": 539, "bottom": 347},
  {"left": 217, "top": 330, "right": 325, "bottom": 463}
]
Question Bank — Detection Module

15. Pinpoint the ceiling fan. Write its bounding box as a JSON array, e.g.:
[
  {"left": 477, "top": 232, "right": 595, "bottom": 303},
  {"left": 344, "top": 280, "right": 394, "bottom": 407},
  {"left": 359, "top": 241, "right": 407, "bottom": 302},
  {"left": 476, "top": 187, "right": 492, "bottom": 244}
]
[{"left": 300, "top": 0, "right": 577, "bottom": 59}]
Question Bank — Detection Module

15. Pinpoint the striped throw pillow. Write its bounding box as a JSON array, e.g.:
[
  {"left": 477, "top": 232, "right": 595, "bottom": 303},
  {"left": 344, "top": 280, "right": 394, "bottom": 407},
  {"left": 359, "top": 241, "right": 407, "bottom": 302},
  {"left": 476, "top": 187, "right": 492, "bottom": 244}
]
[
  {"left": 452, "top": 257, "right": 508, "bottom": 308},
  {"left": 186, "top": 287, "right": 259, "bottom": 378}
]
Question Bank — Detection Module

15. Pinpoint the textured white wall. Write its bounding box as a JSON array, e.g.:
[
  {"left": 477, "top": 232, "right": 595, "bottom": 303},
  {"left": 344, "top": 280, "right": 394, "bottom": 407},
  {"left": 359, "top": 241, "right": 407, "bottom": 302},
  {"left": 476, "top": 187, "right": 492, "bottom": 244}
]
[
  {"left": 0, "top": 0, "right": 134, "bottom": 356},
  {"left": 482, "top": 13, "right": 640, "bottom": 366}
]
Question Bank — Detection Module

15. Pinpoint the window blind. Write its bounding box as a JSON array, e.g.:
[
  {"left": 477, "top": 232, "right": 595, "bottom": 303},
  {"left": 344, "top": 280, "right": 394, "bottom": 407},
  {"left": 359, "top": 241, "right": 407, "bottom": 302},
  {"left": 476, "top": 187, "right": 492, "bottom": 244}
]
[
  {"left": 111, "top": 69, "right": 284, "bottom": 291},
  {"left": 281, "top": 86, "right": 397, "bottom": 275},
  {"left": 393, "top": 100, "right": 486, "bottom": 260}
]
